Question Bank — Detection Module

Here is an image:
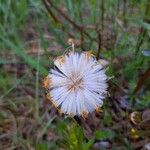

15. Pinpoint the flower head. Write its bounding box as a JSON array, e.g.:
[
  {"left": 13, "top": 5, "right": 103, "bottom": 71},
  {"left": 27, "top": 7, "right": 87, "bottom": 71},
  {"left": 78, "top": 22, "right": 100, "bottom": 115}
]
[{"left": 44, "top": 51, "right": 108, "bottom": 117}]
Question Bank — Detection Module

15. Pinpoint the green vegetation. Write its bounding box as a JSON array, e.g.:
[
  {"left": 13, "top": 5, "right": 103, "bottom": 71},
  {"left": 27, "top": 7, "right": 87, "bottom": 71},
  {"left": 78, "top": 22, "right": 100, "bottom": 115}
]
[{"left": 0, "top": 0, "right": 150, "bottom": 149}]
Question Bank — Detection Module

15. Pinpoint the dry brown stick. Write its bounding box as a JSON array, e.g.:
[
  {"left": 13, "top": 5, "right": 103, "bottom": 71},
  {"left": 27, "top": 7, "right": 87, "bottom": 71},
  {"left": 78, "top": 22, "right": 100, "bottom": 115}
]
[
  {"left": 101, "top": 0, "right": 104, "bottom": 30},
  {"left": 96, "top": 0, "right": 104, "bottom": 59},
  {"left": 96, "top": 31, "right": 102, "bottom": 60},
  {"left": 43, "top": 0, "right": 77, "bottom": 41},
  {"left": 123, "top": 0, "right": 127, "bottom": 28},
  {"left": 80, "top": 31, "right": 85, "bottom": 51},
  {"left": 133, "top": 67, "right": 150, "bottom": 94},
  {"left": 46, "top": 0, "right": 96, "bottom": 42},
  {"left": 47, "top": 0, "right": 82, "bottom": 30},
  {"left": 42, "top": 0, "right": 60, "bottom": 24},
  {"left": 79, "top": 9, "right": 85, "bottom": 51}
]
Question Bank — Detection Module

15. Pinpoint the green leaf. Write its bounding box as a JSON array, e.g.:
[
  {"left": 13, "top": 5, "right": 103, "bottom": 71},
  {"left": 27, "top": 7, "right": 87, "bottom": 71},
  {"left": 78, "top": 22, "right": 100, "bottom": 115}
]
[
  {"left": 35, "top": 143, "right": 49, "bottom": 150},
  {"left": 83, "top": 138, "right": 94, "bottom": 150},
  {"left": 95, "top": 129, "right": 116, "bottom": 140}
]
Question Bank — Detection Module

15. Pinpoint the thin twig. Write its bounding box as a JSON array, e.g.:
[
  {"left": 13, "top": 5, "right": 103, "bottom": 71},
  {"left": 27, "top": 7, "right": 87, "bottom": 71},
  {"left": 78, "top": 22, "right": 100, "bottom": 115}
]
[
  {"left": 96, "top": 31, "right": 102, "bottom": 60},
  {"left": 133, "top": 67, "right": 150, "bottom": 94},
  {"left": 80, "top": 31, "right": 85, "bottom": 51},
  {"left": 42, "top": 0, "right": 77, "bottom": 42},
  {"left": 96, "top": 0, "right": 104, "bottom": 59},
  {"left": 46, "top": 0, "right": 96, "bottom": 42},
  {"left": 101, "top": 0, "right": 104, "bottom": 30},
  {"left": 35, "top": 44, "right": 40, "bottom": 120},
  {"left": 123, "top": 0, "right": 127, "bottom": 28},
  {"left": 42, "top": 0, "right": 60, "bottom": 24}
]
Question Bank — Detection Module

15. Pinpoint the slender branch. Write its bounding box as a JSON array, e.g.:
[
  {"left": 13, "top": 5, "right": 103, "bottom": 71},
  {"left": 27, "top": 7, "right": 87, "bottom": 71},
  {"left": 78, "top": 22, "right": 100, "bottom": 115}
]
[
  {"left": 123, "top": 0, "right": 127, "bottom": 28},
  {"left": 80, "top": 31, "right": 85, "bottom": 51},
  {"left": 96, "top": 31, "right": 102, "bottom": 60},
  {"left": 133, "top": 67, "right": 150, "bottom": 94},
  {"left": 46, "top": 0, "right": 96, "bottom": 42},
  {"left": 96, "top": 0, "right": 104, "bottom": 59},
  {"left": 42, "top": 0, "right": 76, "bottom": 40},
  {"left": 101, "top": 0, "right": 104, "bottom": 30},
  {"left": 46, "top": 0, "right": 82, "bottom": 30},
  {"left": 42, "top": 0, "right": 60, "bottom": 24}
]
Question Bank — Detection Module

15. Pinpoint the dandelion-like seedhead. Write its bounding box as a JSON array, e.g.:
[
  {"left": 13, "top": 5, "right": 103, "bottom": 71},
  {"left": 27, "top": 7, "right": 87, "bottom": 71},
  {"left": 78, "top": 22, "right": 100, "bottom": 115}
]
[{"left": 44, "top": 51, "right": 108, "bottom": 117}]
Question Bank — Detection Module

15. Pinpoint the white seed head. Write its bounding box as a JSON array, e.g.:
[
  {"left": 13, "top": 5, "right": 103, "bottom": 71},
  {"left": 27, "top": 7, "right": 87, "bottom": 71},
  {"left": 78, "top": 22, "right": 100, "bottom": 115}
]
[{"left": 47, "top": 51, "right": 108, "bottom": 116}]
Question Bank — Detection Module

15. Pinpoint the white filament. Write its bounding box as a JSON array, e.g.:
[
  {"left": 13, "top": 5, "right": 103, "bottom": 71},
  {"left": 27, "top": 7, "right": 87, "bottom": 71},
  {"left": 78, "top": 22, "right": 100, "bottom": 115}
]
[{"left": 48, "top": 52, "right": 108, "bottom": 116}]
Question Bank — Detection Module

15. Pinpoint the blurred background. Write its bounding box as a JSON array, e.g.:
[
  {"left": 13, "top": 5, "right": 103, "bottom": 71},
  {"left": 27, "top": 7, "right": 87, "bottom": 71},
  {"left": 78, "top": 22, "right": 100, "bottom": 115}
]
[{"left": 0, "top": 0, "right": 150, "bottom": 149}]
